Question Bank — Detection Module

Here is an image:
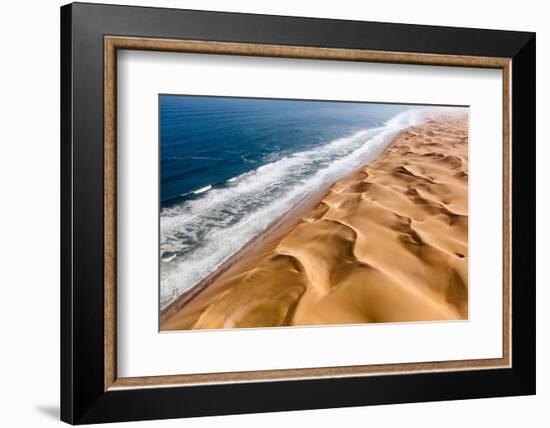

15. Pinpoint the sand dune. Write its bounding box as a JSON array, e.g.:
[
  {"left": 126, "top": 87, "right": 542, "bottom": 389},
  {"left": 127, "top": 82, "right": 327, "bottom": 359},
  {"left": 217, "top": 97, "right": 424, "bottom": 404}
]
[{"left": 161, "top": 111, "right": 469, "bottom": 330}]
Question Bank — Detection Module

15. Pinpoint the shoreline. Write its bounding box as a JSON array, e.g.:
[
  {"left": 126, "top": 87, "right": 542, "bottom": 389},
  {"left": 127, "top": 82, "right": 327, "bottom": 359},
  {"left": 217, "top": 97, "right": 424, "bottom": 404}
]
[
  {"left": 160, "top": 126, "right": 396, "bottom": 324},
  {"left": 161, "top": 111, "right": 469, "bottom": 331},
  {"left": 159, "top": 181, "right": 334, "bottom": 324}
]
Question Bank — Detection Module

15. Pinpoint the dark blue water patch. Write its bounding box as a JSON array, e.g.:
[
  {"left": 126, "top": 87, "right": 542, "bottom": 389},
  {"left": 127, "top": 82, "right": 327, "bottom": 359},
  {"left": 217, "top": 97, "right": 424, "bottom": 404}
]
[{"left": 159, "top": 95, "right": 410, "bottom": 208}]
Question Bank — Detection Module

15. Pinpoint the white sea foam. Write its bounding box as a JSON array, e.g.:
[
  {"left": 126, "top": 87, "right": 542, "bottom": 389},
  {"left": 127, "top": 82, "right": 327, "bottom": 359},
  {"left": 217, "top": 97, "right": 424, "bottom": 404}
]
[
  {"left": 192, "top": 185, "right": 212, "bottom": 195},
  {"left": 180, "top": 184, "right": 213, "bottom": 198},
  {"left": 160, "top": 107, "right": 433, "bottom": 308}
]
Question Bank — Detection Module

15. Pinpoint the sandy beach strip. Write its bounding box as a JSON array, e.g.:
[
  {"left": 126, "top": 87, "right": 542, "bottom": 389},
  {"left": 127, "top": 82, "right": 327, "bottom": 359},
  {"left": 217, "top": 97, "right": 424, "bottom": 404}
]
[{"left": 161, "top": 111, "right": 469, "bottom": 331}]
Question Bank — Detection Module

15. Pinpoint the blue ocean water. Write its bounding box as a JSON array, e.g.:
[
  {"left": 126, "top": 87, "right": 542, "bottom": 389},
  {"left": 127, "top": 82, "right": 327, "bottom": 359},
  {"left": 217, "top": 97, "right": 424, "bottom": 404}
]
[
  {"left": 160, "top": 96, "right": 410, "bottom": 207},
  {"left": 159, "top": 95, "right": 426, "bottom": 307}
]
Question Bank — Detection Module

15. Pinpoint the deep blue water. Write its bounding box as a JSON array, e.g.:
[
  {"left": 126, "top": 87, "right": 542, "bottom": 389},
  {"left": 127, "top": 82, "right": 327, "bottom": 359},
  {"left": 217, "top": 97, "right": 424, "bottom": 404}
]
[
  {"left": 159, "top": 95, "right": 423, "bottom": 307},
  {"left": 160, "top": 95, "right": 409, "bottom": 208}
]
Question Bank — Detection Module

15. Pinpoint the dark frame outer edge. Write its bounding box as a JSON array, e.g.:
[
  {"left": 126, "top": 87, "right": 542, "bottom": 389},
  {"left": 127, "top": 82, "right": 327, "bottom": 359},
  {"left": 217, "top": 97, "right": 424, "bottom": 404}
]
[
  {"left": 60, "top": 4, "right": 74, "bottom": 425},
  {"left": 510, "top": 34, "right": 536, "bottom": 391},
  {"left": 60, "top": 2, "right": 536, "bottom": 424}
]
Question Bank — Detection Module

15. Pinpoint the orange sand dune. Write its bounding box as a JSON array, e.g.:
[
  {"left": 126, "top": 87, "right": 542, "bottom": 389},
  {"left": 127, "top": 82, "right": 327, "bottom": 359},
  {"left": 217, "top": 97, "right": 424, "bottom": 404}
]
[{"left": 161, "top": 112, "right": 469, "bottom": 331}]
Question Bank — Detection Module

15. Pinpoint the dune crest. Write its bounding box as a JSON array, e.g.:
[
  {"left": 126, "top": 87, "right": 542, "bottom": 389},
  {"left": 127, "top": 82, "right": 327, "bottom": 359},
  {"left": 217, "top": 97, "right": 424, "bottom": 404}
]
[{"left": 161, "top": 112, "right": 469, "bottom": 330}]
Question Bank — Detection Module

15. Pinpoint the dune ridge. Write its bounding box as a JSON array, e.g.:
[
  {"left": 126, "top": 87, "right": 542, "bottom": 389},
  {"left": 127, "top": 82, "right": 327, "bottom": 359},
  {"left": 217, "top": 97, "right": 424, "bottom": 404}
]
[{"left": 161, "top": 111, "right": 469, "bottom": 331}]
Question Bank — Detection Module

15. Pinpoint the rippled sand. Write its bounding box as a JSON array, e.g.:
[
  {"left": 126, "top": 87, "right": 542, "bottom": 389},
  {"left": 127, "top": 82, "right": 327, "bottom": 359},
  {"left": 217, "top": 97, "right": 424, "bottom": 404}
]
[{"left": 161, "top": 112, "right": 468, "bottom": 330}]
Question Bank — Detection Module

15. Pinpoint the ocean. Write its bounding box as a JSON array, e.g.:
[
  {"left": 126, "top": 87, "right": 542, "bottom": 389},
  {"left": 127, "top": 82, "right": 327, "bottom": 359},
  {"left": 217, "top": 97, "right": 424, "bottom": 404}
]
[{"left": 159, "top": 95, "right": 426, "bottom": 308}]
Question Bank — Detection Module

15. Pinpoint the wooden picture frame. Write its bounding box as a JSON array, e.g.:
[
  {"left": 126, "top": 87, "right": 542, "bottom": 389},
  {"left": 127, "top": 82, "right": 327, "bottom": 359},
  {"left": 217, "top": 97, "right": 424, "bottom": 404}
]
[{"left": 61, "top": 2, "right": 535, "bottom": 424}]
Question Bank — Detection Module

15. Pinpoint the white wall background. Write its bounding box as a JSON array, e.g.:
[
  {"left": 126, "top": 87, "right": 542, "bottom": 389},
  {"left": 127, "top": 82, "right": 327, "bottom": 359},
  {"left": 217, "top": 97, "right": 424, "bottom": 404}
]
[{"left": 0, "top": 0, "right": 545, "bottom": 426}]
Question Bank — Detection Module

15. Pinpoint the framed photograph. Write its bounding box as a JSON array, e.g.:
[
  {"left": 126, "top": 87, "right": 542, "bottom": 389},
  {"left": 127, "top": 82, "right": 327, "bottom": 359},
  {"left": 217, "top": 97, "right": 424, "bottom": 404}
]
[{"left": 60, "top": 2, "right": 536, "bottom": 424}]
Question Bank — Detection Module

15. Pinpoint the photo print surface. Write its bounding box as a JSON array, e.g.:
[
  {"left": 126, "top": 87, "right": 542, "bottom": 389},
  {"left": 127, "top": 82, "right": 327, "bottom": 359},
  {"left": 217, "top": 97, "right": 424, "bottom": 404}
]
[{"left": 159, "top": 95, "right": 469, "bottom": 331}]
